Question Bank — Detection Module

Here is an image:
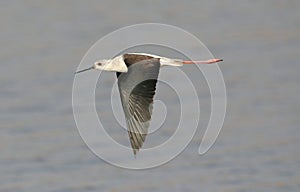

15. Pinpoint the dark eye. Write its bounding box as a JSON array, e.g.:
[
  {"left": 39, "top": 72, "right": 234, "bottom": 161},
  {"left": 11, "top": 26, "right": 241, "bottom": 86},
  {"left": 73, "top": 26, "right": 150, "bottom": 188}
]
[{"left": 97, "top": 63, "right": 102, "bottom": 66}]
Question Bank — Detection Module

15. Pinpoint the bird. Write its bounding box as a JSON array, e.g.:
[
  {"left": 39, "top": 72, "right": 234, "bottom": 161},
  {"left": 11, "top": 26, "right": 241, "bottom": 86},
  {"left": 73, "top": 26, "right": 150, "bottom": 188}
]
[{"left": 75, "top": 53, "right": 222, "bottom": 155}]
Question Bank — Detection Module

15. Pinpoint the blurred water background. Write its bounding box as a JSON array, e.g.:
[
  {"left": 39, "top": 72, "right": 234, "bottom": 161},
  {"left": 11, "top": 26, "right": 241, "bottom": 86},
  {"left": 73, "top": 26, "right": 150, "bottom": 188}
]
[{"left": 1, "top": 1, "right": 299, "bottom": 191}]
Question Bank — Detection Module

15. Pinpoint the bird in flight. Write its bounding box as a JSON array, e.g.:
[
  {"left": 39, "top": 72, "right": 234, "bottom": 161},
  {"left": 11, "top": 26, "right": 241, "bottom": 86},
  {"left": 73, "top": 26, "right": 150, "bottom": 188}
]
[{"left": 75, "top": 53, "right": 222, "bottom": 155}]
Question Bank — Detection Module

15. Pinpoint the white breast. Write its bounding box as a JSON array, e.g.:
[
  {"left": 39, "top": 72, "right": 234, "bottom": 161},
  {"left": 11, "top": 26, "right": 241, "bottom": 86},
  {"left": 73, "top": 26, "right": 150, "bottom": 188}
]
[{"left": 109, "top": 55, "right": 128, "bottom": 72}]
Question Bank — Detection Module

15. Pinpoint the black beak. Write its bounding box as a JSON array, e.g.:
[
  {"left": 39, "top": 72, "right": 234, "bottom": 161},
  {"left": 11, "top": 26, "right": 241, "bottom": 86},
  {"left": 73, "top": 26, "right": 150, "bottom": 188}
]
[{"left": 75, "top": 66, "right": 94, "bottom": 74}]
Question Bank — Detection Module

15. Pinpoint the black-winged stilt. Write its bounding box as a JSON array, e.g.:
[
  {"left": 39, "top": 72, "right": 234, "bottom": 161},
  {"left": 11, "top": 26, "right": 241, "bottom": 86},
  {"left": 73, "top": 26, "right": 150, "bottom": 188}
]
[{"left": 75, "top": 53, "right": 222, "bottom": 154}]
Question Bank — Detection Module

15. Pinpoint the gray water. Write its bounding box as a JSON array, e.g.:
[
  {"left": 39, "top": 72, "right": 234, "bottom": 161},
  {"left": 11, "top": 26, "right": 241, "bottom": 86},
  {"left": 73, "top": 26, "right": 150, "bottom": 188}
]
[{"left": 1, "top": 1, "right": 300, "bottom": 191}]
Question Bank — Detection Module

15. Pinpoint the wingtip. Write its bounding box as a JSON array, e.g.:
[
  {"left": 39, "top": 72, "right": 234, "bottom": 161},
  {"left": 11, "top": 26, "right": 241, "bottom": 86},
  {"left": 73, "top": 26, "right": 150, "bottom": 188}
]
[{"left": 133, "top": 149, "right": 137, "bottom": 157}]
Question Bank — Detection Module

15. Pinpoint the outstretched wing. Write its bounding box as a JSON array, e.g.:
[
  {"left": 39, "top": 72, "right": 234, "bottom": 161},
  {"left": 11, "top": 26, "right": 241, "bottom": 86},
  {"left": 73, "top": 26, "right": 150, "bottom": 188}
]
[{"left": 117, "top": 58, "right": 160, "bottom": 155}]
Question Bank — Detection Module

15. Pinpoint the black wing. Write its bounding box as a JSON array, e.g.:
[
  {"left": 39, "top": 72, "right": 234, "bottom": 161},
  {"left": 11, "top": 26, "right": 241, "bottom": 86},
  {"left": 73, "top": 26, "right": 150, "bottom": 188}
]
[{"left": 117, "top": 58, "right": 160, "bottom": 155}]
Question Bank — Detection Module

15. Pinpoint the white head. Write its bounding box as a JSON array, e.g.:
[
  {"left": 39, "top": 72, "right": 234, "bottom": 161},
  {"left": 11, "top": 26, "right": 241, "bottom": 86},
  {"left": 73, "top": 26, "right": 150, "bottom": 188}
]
[
  {"left": 93, "top": 59, "right": 111, "bottom": 70},
  {"left": 75, "top": 56, "right": 128, "bottom": 74}
]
